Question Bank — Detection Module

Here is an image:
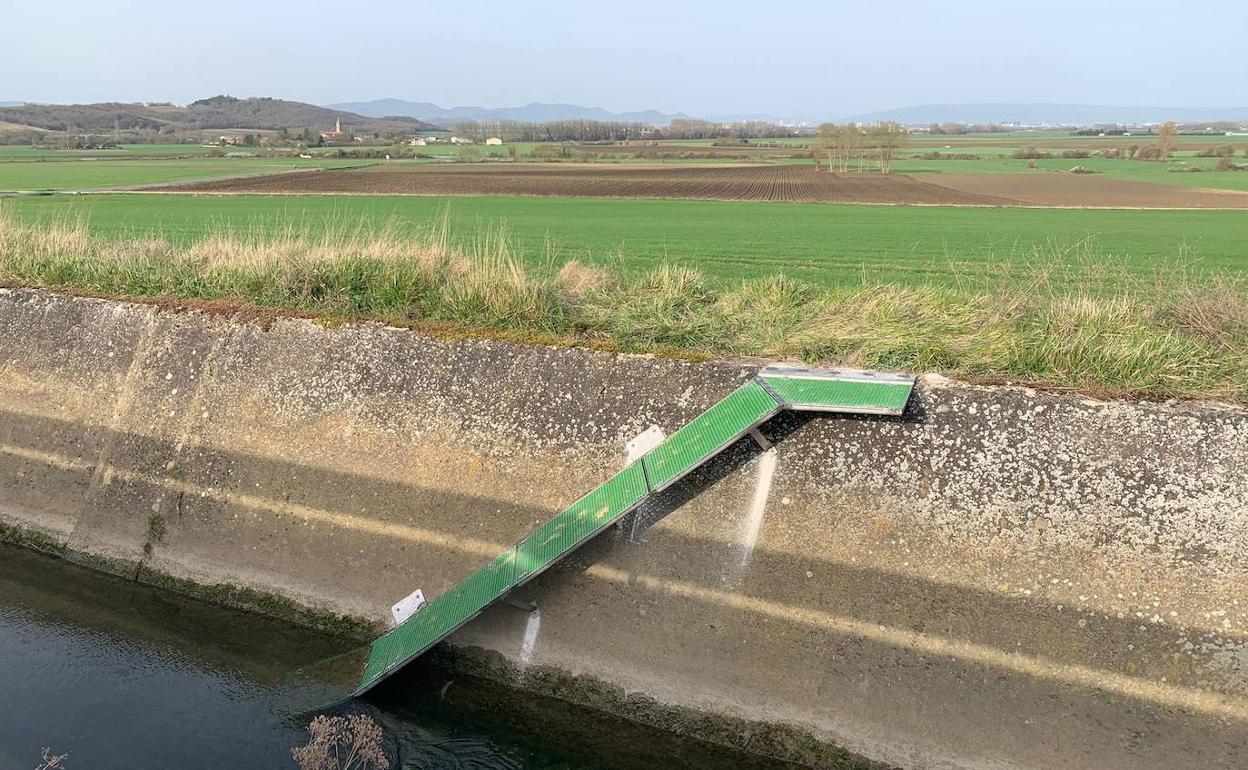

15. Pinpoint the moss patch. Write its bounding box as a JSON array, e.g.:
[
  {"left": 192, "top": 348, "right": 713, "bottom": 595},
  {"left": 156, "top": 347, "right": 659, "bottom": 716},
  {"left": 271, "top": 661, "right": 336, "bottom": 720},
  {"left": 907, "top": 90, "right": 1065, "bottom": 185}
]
[
  {"left": 0, "top": 521, "right": 67, "bottom": 556},
  {"left": 135, "top": 567, "right": 378, "bottom": 641},
  {"left": 428, "top": 644, "right": 885, "bottom": 770},
  {"left": 0, "top": 520, "right": 376, "bottom": 640}
]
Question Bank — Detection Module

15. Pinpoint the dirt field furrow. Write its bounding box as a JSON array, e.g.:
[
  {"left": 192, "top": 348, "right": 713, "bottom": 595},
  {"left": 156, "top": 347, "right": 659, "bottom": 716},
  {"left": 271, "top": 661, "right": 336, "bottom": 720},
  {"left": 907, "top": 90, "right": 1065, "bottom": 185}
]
[
  {"left": 159, "top": 163, "right": 1016, "bottom": 206},
  {"left": 924, "top": 173, "right": 1248, "bottom": 209}
]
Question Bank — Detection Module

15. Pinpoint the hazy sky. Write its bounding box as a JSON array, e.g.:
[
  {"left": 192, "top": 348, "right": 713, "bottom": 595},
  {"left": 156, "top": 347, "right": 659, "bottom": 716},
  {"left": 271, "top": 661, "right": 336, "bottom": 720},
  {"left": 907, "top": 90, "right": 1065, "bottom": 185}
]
[{"left": 5, "top": 0, "right": 1246, "bottom": 117}]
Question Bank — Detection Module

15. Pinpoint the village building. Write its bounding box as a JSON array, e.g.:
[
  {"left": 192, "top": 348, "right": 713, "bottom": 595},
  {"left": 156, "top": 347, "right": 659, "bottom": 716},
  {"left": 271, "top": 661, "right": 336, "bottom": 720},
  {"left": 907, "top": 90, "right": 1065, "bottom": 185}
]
[{"left": 320, "top": 117, "right": 346, "bottom": 142}]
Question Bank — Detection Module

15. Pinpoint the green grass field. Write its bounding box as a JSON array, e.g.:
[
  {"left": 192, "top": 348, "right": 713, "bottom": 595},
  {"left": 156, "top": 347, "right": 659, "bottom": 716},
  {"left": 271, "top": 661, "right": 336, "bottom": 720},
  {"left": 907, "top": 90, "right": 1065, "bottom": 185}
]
[
  {"left": 1, "top": 130, "right": 1242, "bottom": 400},
  {"left": 0, "top": 143, "right": 407, "bottom": 160},
  {"left": 908, "top": 130, "right": 1241, "bottom": 147},
  {"left": 0, "top": 143, "right": 219, "bottom": 160},
  {"left": 6, "top": 193, "right": 1245, "bottom": 290},
  {"left": 404, "top": 142, "right": 538, "bottom": 157},
  {"left": 5, "top": 133, "right": 1244, "bottom": 192},
  {"left": 0, "top": 158, "right": 377, "bottom": 192},
  {"left": 890, "top": 155, "right": 1248, "bottom": 191},
  {"left": 3, "top": 198, "right": 1244, "bottom": 401},
  {"left": 14, "top": 151, "right": 1229, "bottom": 192}
]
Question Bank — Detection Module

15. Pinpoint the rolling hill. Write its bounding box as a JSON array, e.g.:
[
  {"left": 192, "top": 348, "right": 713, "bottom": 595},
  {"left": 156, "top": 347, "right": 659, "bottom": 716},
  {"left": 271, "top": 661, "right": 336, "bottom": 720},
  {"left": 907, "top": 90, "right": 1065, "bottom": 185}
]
[
  {"left": 843, "top": 103, "right": 1248, "bottom": 125},
  {"left": 328, "top": 98, "right": 690, "bottom": 126},
  {"left": 0, "top": 96, "right": 440, "bottom": 134}
]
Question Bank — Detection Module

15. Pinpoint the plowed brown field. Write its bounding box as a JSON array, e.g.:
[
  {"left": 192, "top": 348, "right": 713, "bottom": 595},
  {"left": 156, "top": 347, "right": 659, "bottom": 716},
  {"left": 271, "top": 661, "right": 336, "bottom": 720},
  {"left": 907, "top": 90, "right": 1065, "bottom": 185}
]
[
  {"left": 163, "top": 163, "right": 1013, "bottom": 205},
  {"left": 925, "top": 173, "right": 1248, "bottom": 209}
]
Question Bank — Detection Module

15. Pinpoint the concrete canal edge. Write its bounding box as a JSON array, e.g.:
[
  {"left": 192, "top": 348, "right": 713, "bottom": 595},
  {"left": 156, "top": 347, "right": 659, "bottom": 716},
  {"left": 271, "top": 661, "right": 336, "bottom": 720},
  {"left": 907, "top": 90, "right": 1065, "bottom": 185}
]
[{"left": 1, "top": 287, "right": 1245, "bottom": 769}]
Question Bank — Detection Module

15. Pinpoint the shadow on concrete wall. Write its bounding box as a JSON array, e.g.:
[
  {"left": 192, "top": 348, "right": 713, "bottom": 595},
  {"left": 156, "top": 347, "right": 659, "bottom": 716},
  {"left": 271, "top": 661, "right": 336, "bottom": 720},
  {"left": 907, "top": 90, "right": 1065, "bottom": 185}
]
[{"left": 2, "top": 403, "right": 1245, "bottom": 768}]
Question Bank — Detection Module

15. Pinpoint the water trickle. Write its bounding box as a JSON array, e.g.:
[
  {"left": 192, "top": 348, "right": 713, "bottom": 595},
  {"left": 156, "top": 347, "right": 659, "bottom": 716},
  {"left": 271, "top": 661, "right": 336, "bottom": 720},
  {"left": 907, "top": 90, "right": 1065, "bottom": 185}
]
[
  {"left": 519, "top": 608, "right": 542, "bottom": 669},
  {"left": 728, "top": 447, "right": 778, "bottom": 588}
]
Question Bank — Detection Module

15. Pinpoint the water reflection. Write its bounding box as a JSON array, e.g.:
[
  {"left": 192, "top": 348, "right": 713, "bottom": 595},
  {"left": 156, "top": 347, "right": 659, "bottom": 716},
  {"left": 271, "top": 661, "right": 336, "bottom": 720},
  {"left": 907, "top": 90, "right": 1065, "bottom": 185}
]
[{"left": 0, "top": 545, "right": 797, "bottom": 769}]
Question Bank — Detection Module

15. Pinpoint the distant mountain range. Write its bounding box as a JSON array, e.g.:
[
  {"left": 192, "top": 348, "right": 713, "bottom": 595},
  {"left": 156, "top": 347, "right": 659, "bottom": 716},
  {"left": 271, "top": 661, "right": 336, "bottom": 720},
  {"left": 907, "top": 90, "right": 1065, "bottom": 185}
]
[
  {"left": 843, "top": 103, "right": 1248, "bottom": 125},
  {"left": 0, "top": 96, "right": 440, "bottom": 134},
  {"left": 328, "top": 99, "right": 693, "bottom": 126},
  {"left": 6, "top": 97, "right": 1246, "bottom": 132},
  {"left": 329, "top": 99, "right": 1248, "bottom": 127}
]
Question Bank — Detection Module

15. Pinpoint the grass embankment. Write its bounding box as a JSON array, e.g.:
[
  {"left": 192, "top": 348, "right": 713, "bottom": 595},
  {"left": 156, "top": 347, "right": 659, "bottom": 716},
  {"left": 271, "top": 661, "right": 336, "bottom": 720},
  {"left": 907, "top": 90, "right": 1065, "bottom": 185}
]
[{"left": 2, "top": 212, "right": 1245, "bottom": 402}]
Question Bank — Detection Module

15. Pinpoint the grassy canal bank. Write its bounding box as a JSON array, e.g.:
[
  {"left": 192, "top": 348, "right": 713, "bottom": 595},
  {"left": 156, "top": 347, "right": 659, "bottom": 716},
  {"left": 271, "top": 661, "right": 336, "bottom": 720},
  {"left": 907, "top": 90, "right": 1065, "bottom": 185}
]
[{"left": 1, "top": 211, "right": 1244, "bottom": 402}]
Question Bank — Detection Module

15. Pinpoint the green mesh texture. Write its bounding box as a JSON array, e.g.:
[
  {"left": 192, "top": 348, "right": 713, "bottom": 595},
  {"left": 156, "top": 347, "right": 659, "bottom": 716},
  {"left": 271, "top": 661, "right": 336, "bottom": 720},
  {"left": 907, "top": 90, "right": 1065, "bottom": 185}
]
[
  {"left": 760, "top": 376, "right": 911, "bottom": 414},
  {"left": 643, "top": 380, "right": 779, "bottom": 491}
]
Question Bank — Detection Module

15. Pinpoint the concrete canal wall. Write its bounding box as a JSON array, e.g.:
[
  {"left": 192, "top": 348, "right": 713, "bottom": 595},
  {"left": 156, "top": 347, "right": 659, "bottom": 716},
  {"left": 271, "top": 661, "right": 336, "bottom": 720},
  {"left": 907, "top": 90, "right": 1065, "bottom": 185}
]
[{"left": 1, "top": 287, "right": 1245, "bottom": 769}]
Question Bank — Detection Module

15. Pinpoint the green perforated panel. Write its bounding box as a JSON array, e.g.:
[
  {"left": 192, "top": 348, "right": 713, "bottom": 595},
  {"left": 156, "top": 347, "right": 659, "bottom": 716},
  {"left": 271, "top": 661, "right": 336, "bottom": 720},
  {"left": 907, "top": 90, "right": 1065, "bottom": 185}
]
[
  {"left": 760, "top": 375, "right": 912, "bottom": 415},
  {"left": 355, "top": 462, "right": 649, "bottom": 694},
  {"left": 516, "top": 461, "right": 648, "bottom": 578},
  {"left": 643, "top": 380, "right": 779, "bottom": 491},
  {"left": 358, "top": 547, "right": 519, "bottom": 690}
]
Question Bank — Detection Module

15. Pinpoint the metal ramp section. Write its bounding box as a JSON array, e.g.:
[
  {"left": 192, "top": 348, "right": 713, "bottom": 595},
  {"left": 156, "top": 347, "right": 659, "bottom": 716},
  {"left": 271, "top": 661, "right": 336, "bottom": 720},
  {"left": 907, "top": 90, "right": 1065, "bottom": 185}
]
[
  {"left": 757, "top": 365, "right": 914, "bottom": 414},
  {"left": 350, "top": 365, "right": 915, "bottom": 698}
]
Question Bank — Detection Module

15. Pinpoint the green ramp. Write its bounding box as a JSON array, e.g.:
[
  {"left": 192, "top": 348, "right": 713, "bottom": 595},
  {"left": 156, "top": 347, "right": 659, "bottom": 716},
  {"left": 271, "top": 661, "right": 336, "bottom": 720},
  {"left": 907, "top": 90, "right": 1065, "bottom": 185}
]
[{"left": 349, "top": 365, "right": 914, "bottom": 698}]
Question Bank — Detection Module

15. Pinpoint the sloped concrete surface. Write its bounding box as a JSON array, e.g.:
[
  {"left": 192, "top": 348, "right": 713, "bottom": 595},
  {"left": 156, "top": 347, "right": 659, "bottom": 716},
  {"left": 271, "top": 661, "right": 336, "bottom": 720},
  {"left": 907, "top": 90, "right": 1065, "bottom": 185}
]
[{"left": 1, "top": 288, "right": 1245, "bottom": 769}]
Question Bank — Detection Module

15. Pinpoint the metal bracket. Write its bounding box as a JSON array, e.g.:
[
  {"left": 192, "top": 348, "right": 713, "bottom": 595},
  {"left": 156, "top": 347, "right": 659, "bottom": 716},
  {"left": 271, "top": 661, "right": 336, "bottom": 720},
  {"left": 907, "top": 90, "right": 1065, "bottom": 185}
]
[
  {"left": 502, "top": 597, "right": 538, "bottom": 613},
  {"left": 625, "top": 425, "right": 667, "bottom": 467},
  {"left": 391, "top": 588, "right": 427, "bottom": 625},
  {"left": 748, "top": 427, "right": 773, "bottom": 451}
]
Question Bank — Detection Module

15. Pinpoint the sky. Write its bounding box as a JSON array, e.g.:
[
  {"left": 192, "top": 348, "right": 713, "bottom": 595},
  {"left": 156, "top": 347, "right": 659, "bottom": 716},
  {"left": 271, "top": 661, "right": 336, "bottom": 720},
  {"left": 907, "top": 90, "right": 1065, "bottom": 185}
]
[{"left": 4, "top": 0, "right": 1246, "bottom": 118}]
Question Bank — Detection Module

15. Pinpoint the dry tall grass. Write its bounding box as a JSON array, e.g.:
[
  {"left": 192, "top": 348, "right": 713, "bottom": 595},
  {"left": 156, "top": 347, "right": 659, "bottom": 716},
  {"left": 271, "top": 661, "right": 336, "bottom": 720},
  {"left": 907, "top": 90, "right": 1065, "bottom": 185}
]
[{"left": 0, "top": 212, "right": 1243, "bottom": 402}]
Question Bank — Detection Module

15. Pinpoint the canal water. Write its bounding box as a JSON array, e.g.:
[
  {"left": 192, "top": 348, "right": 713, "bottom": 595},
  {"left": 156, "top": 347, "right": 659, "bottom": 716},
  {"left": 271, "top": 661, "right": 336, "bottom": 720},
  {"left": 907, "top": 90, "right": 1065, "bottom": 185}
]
[{"left": 0, "top": 544, "right": 798, "bottom": 769}]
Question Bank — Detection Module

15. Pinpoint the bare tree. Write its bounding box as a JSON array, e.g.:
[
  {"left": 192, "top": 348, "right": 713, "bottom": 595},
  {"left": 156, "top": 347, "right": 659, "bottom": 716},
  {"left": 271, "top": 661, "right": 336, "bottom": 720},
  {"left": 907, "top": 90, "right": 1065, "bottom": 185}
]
[
  {"left": 835, "top": 122, "right": 861, "bottom": 173},
  {"left": 814, "top": 123, "right": 836, "bottom": 170},
  {"left": 867, "top": 121, "right": 908, "bottom": 174},
  {"left": 451, "top": 120, "right": 483, "bottom": 143},
  {"left": 1155, "top": 121, "right": 1178, "bottom": 160}
]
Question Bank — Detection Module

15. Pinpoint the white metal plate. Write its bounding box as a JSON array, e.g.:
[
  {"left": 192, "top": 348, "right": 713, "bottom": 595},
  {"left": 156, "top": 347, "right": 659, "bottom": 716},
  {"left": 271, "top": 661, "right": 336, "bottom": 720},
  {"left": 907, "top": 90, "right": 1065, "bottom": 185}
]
[
  {"left": 624, "top": 425, "right": 667, "bottom": 466},
  {"left": 391, "top": 588, "right": 426, "bottom": 625}
]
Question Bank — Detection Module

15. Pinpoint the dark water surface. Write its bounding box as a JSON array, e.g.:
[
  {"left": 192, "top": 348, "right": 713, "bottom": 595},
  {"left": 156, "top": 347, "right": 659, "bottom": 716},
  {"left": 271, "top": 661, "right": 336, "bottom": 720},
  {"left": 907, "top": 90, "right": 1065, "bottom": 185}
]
[{"left": 0, "top": 544, "right": 798, "bottom": 769}]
